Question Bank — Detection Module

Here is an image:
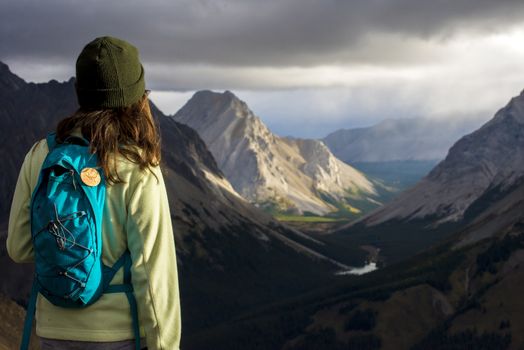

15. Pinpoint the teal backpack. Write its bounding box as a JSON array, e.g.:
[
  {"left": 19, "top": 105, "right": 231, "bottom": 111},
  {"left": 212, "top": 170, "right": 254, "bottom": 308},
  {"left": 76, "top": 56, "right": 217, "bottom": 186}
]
[{"left": 20, "top": 132, "right": 141, "bottom": 350}]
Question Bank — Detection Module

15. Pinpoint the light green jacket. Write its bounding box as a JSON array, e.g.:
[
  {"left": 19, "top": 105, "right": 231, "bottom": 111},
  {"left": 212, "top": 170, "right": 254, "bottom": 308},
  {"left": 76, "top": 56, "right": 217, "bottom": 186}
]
[{"left": 7, "top": 130, "right": 182, "bottom": 350}]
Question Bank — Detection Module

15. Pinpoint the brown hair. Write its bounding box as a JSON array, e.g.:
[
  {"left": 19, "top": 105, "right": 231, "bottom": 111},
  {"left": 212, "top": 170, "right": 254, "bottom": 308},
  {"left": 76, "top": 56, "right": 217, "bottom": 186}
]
[{"left": 55, "top": 93, "right": 161, "bottom": 185}]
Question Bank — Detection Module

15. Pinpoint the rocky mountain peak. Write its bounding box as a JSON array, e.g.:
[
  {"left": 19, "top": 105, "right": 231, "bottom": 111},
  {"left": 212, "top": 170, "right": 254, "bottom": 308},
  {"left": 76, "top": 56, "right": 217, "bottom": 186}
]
[
  {"left": 488, "top": 88, "right": 524, "bottom": 125},
  {"left": 0, "top": 61, "right": 26, "bottom": 91},
  {"left": 427, "top": 90, "right": 524, "bottom": 187},
  {"left": 173, "top": 90, "right": 383, "bottom": 215},
  {"left": 179, "top": 89, "right": 248, "bottom": 122},
  {"left": 175, "top": 90, "right": 274, "bottom": 151},
  {"left": 352, "top": 88, "right": 524, "bottom": 227}
]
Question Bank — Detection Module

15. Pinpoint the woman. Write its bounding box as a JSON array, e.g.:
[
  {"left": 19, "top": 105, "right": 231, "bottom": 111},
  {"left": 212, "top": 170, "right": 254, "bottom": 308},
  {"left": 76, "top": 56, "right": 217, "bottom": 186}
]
[{"left": 7, "top": 36, "right": 181, "bottom": 350}]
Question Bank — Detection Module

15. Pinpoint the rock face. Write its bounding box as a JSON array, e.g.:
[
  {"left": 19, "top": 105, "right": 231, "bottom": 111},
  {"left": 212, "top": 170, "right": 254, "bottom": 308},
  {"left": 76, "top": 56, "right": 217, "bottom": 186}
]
[
  {"left": 323, "top": 117, "right": 481, "bottom": 163},
  {"left": 173, "top": 90, "right": 383, "bottom": 215},
  {"left": 352, "top": 90, "right": 524, "bottom": 227}
]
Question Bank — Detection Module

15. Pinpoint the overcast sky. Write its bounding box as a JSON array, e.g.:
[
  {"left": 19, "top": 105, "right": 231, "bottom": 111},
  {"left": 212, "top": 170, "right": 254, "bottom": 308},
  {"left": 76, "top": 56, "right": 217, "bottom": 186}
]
[{"left": 2, "top": 0, "right": 524, "bottom": 137}]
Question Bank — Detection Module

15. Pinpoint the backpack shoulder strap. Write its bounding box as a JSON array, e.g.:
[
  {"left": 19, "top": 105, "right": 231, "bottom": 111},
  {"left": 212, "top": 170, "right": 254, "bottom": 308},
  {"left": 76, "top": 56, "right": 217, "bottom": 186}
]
[
  {"left": 103, "top": 251, "right": 141, "bottom": 350},
  {"left": 19, "top": 279, "right": 39, "bottom": 350},
  {"left": 45, "top": 131, "right": 91, "bottom": 153},
  {"left": 46, "top": 132, "right": 58, "bottom": 153}
]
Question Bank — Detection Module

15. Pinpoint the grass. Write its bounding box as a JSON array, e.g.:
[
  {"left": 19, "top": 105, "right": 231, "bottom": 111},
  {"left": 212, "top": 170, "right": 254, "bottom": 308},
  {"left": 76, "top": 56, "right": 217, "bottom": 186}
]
[
  {"left": 258, "top": 184, "right": 390, "bottom": 223},
  {"left": 274, "top": 214, "right": 346, "bottom": 222}
]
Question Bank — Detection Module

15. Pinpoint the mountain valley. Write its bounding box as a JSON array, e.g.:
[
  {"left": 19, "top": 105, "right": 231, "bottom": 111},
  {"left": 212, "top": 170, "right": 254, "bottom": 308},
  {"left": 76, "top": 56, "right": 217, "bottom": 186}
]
[{"left": 1, "top": 61, "right": 523, "bottom": 349}]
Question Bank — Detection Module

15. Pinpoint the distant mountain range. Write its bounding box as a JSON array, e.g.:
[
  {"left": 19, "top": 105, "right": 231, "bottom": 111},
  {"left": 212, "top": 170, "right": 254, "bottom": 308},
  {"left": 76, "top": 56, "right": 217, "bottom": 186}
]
[
  {"left": 173, "top": 90, "right": 392, "bottom": 217},
  {"left": 322, "top": 117, "right": 484, "bottom": 193},
  {"left": 323, "top": 117, "right": 482, "bottom": 163}
]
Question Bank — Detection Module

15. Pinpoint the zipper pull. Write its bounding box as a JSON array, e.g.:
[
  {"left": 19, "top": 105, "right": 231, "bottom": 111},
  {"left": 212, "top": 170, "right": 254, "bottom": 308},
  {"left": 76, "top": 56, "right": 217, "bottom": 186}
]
[{"left": 70, "top": 169, "right": 77, "bottom": 190}]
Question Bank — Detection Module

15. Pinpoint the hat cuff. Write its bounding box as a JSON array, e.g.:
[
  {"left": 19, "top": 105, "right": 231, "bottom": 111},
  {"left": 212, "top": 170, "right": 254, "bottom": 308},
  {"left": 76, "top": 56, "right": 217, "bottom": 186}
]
[{"left": 76, "top": 65, "right": 145, "bottom": 108}]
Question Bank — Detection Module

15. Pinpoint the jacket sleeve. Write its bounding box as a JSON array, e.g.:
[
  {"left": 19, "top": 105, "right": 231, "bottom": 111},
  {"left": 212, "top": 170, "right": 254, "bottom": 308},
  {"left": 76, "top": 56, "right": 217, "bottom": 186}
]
[
  {"left": 7, "top": 143, "right": 37, "bottom": 263},
  {"left": 126, "top": 164, "right": 182, "bottom": 350}
]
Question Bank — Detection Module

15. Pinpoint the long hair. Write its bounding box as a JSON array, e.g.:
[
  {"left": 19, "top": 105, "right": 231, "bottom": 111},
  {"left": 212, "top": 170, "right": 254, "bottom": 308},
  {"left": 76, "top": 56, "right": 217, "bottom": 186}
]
[{"left": 55, "top": 93, "right": 161, "bottom": 185}]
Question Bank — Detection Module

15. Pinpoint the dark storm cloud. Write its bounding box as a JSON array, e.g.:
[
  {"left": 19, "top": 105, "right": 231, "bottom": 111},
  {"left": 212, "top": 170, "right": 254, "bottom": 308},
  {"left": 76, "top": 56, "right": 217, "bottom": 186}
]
[{"left": 1, "top": 0, "right": 524, "bottom": 68}]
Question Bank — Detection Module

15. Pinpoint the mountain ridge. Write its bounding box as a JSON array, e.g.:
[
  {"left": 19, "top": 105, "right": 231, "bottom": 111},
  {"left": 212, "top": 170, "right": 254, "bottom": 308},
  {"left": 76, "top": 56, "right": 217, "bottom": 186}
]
[
  {"left": 323, "top": 116, "right": 482, "bottom": 163},
  {"left": 342, "top": 89, "right": 524, "bottom": 229},
  {"left": 173, "top": 90, "right": 388, "bottom": 216}
]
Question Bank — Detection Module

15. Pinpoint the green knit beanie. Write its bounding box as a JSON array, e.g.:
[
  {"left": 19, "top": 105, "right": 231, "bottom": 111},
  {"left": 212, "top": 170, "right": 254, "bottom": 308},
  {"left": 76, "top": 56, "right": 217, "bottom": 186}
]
[{"left": 75, "top": 36, "right": 146, "bottom": 108}]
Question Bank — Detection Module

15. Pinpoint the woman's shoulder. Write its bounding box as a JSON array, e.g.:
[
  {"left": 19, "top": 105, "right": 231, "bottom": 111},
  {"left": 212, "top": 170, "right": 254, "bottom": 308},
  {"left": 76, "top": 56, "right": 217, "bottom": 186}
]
[
  {"left": 31, "top": 137, "right": 49, "bottom": 153},
  {"left": 21, "top": 138, "right": 50, "bottom": 189},
  {"left": 27, "top": 137, "right": 49, "bottom": 166},
  {"left": 112, "top": 146, "right": 164, "bottom": 190}
]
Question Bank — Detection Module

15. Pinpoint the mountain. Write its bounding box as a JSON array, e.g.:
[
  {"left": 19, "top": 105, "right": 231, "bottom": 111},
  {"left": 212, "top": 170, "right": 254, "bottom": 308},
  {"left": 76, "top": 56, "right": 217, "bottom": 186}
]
[
  {"left": 0, "top": 62, "right": 349, "bottom": 345},
  {"left": 322, "top": 118, "right": 483, "bottom": 193},
  {"left": 172, "top": 90, "right": 388, "bottom": 217},
  {"left": 348, "top": 91, "right": 524, "bottom": 228},
  {"left": 0, "top": 62, "right": 78, "bottom": 222},
  {"left": 323, "top": 117, "right": 481, "bottom": 163}
]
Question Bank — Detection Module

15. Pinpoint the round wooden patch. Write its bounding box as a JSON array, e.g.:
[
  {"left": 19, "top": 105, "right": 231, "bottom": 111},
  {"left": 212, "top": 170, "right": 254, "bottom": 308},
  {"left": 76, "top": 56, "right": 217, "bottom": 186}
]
[{"left": 80, "top": 167, "right": 101, "bottom": 187}]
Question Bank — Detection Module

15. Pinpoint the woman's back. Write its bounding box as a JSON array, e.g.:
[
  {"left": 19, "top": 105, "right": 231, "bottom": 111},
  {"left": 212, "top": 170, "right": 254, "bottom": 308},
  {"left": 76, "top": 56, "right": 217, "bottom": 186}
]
[{"left": 7, "top": 36, "right": 181, "bottom": 350}]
